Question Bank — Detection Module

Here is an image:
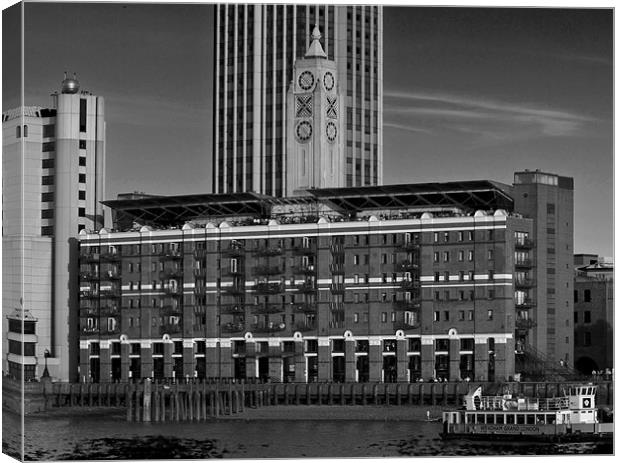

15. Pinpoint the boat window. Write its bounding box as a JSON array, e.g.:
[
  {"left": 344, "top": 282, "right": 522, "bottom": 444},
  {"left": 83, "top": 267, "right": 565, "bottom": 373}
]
[
  {"left": 581, "top": 388, "right": 587, "bottom": 395},
  {"left": 526, "top": 414, "right": 536, "bottom": 425},
  {"left": 546, "top": 415, "right": 555, "bottom": 425},
  {"left": 506, "top": 414, "right": 515, "bottom": 424},
  {"left": 466, "top": 414, "right": 473, "bottom": 424},
  {"left": 516, "top": 414, "right": 525, "bottom": 425},
  {"left": 487, "top": 414, "right": 495, "bottom": 424},
  {"left": 476, "top": 414, "right": 485, "bottom": 424},
  {"left": 536, "top": 414, "right": 545, "bottom": 424},
  {"left": 496, "top": 414, "right": 504, "bottom": 424}
]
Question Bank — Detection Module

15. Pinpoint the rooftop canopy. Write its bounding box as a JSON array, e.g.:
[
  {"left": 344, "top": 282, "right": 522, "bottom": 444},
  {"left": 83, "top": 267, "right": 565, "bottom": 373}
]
[{"left": 102, "top": 180, "right": 514, "bottom": 229}]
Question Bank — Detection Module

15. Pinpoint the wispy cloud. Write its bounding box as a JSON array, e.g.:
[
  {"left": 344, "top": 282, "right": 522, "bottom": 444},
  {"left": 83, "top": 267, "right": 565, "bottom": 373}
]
[{"left": 384, "top": 89, "right": 596, "bottom": 145}]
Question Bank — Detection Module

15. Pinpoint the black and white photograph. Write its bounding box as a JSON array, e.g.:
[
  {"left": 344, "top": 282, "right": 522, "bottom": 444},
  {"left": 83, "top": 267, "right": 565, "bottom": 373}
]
[{"left": 1, "top": 0, "right": 615, "bottom": 460}]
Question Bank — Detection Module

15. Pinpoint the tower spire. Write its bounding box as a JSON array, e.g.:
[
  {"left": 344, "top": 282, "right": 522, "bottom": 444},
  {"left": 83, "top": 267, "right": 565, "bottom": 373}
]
[{"left": 305, "top": 25, "right": 327, "bottom": 58}]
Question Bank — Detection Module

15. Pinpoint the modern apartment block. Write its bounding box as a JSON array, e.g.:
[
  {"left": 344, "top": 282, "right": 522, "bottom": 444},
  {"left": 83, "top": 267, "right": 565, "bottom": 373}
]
[
  {"left": 573, "top": 256, "right": 613, "bottom": 375},
  {"left": 213, "top": 4, "right": 383, "bottom": 196},
  {"left": 2, "top": 75, "right": 105, "bottom": 381},
  {"left": 512, "top": 170, "right": 574, "bottom": 367},
  {"left": 76, "top": 181, "right": 543, "bottom": 384}
]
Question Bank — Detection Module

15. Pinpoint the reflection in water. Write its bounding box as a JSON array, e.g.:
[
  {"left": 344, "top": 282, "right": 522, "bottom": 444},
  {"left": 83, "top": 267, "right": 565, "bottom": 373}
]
[{"left": 2, "top": 409, "right": 612, "bottom": 460}]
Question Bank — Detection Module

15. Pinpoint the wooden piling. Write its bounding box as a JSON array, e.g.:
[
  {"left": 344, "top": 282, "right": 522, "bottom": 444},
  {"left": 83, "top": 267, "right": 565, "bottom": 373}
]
[
  {"left": 126, "top": 387, "right": 133, "bottom": 422},
  {"left": 143, "top": 379, "right": 152, "bottom": 422}
]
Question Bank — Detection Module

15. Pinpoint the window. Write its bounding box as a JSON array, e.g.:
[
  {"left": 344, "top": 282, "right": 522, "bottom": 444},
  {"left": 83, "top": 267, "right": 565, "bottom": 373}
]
[
  {"left": 444, "top": 271, "right": 450, "bottom": 282},
  {"left": 16, "top": 126, "right": 21, "bottom": 138},
  {"left": 41, "top": 192, "right": 54, "bottom": 202},
  {"left": 584, "top": 311, "right": 591, "bottom": 324},
  {"left": 546, "top": 203, "right": 556, "bottom": 214},
  {"left": 354, "top": 313, "right": 359, "bottom": 323},
  {"left": 468, "top": 310, "right": 474, "bottom": 321},
  {"left": 353, "top": 274, "right": 359, "bottom": 284},
  {"left": 584, "top": 290, "right": 591, "bottom": 302},
  {"left": 79, "top": 156, "right": 86, "bottom": 166},
  {"left": 42, "top": 141, "right": 55, "bottom": 152},
  {"left": 443, "top": 311, "right": 449, "bottom": 321},
  {"left": 458, "top": 231, "right": 464, "bottom": 242},
  {"left": 433, "top": 232, "right": 439, "bottom": 243},
  {"left": 79, "top": 98, "right": 87, "bottom": 132},
  {"left": 42, "top": 158, "right": 54, "bottom": 169},
  {"left": 458, "top": 310, "right": 465, "bottom": 320},
  {"left": 434, "top": 291, "right": 440, "bottom": 301},
  {"left": 459, "top": 290, "right": 465, "bottom": 301},
  {"left": 488, "top": 249, "right": 494, "bottom": 260},
  {"left": 78, "top": 208, "right": 86, "bottom": 217},
  {"left": 433, "top": 311, "right": 440, "bottom": 322},
  {"left": 23, "top": 125, "right": 28, "bottom": 137},
  {"left": 488, "top": 289, "right": 495, "bottom": 299},
  {"left": 43, "top": 124, "right": 55, "bottom": 137},
  {"left": 468, "top": 270, "right": 475, "bottom": 281},
  {"left": 434, "top": 272, "right": 440, "bottom": 282},
  {"left": 381, "top": 254, "right": 387, "bottom": 264},
  {"left": 468, "top": 230, "right": 474, "bottom": 241},
  {"left": 79, "top": 190, "right": 86, "bottom": 200},
  {"left": 444, "top": 232, "right": 450, "bottom": 242},
  {"left": 459, "top": 271, "right": 465, "bottom": 282},
  {"left": 444, "top": 290, "right": 450, "bottom": 301},
  {"left": 443, "top": 251, "right": 450, "bottom": 262},
  {"left": 574, "top": 312, "right": 578, "bottom": 323},
  {"left": 433, "top": 252, "right": 439, "bottom": 263},
  {"left": 79, "top": 173, "right": 86, "bottom": 183},
  {"left": 488, "top": 270, "right": 494, "bottom": 280},
  {"left": 353, "top": 255, "right": 359, "bottom": 265},
  {"left": 458, "top": 250, "right": 464, "bottom": 261},
  {"left": 468, "top": 250, "right": 474, "bottom": 261},
  {"left": 79, "top": 140, "right": 87, "bottom": 149},
  {"left": 487, "top": 310, "right": 493, "bottom": 320},
  {"left": 488, "top": 230, "right": 494, "bottom": 241},
  {"left": 41, "top": 226, "right": 53, "bottom": 236},
  {"left": 381, "top": 312, "right": 387, "bottom": 323},
  {"left": 41, "top": 209, "right": 53, "bottom": 219},
  {"left": 382, "top": 273, "right": 387, "bottom": 283}
]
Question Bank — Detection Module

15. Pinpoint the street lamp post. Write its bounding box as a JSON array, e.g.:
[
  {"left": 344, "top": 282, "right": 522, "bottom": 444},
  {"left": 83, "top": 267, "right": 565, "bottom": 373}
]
[{"left": 42, "top": 349, "right": 50, "bottom": 378}]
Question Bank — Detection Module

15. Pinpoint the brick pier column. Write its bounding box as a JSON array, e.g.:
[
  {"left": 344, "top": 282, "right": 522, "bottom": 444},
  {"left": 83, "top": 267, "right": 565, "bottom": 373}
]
[
  {"left": 345, "top": 338, "right": 357, "bottom": 382},
  {"left": 100, "top": 340, "right": 111, "bottom": 383},
  {"left": 182, "top": 340, "right": 195, "bottom": 379},
  {"left": 318, "top": 338, "right": 331, "bottom": 381},
  {"left": 449, "top": 338, "right": 461, "bottom": 381},
  {"left": 421, "top": 337, "right": 435, "bottom": 380},
  {"left": 79, "top": 340, "right": 90, "bottom": 383},
  {"left": 396, "top": 338, "right": 408, "bottom": 382},
  {"left": 368, "top": 339, "right": 382, "bottom": 382},
  {"left": 268, "top": 339, "right": 282, "bottom": 381},
  {"left": 474, "top": 335, "right": 489, "bottom": 382},
  {"left": 141, "top": 341, "right": 153, "bottom": 379}
]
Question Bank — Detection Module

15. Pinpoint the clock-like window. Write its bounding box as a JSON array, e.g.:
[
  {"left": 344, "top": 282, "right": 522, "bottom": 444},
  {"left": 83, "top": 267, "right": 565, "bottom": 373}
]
[
  {"left": 298, "top": 71, "right": 315, "bottom": 91},
  {"left": 323, "top": 71, "right": 335, "bottom": 91},
  {"left": 326, "top": 122, "right": 337, "bottom": 143},
  {"left": 296, "top": 121, "right": 313, "bottom": 142}
]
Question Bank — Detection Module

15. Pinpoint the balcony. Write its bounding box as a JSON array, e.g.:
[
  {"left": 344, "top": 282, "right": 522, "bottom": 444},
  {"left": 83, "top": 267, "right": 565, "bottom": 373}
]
[
  {"left": 515, "top": 278, "right": 535, "bottom": 289},
  {"left": 394, "top": 300, "right": 421, "bottom": 311},
  {"left": 163, "top": 286, "right": 182, "bottom": 296},
  {"left": 398, "top": 279, "right": 420, "bottom": 291},
  {"left": 255, "top": 282, "right": 283, "bottom": 294},
  {"left": 100, "top": 270, "right": 121, "bottom": 281},
  {"left": 79, "top": 271, "right": 99, "bottom": 281},
  {"left": 81, "top": 326, "right": 100, "bottom": 335},
  {"left": 330, "top": 244, "right": 344, "bottom": 254},
  {"left": 160, "top": 249, "right": 182, "bottom": 260},
  {"left": 396, "top": 260, "right": 419, "bottom": 272},
  {"left": 294, "top": 302, "right": 317, "bottom": 313},
  {"left": 393, "top": 320, "right": 420, "bottom": 331},
  {"left": 515, "top": 259, "right": 533, "bottom": 269},
  {"left": 329, "top": 263, "right": 344, "bottom": 274},
  {"left": 226, "top": 267, "right": 244, "bottom": 276},
  {"left": 253, "top": 265, "right": 281, "bottom": 276},
  {"left": 330, "top": 283, "right": 345, "bottom": 293},
  {"left": 515, "top": 298, "right": 536, "bottom": 309},
  {"left": 295, "top": 322, "right": 316, "bottom": 332},
  {"left": 255, "top": 246, "right": 282, "bottom": 257},
  {"left": 515, "top": 238, "right": 535, "bottom": 250},
  {"left": 100, "top": 306, "right": 119, "bottom": 316},
  {"left": 223, "top": 284, "right": 244, "bottom": 295},
  {"left": 100, "top": 250, "right": 121, "bottom": 261},
  {"left": 80, "top": 252, "right": 100, "bottom": 263},
  {"left": 160, "top": 268, "right": 182, "bottom": 279},
  {"left": 398, "top": 241, "right": 421, "bottom": 252},
  {"left": 251, "top": 304, "right": 285, "bottom": 314},
  {"left": 80, "top": 290, "right": 99, "bottom": 299},
  {"left": 296, "top": 282, "right": 316, "bottom": 293},
  {"left": 80, "top": 306, "right": 98, "bottom": 316},
  {"left": 221, "top": 244, "right": 244, "bottom": 257},
  {"left": 194, "top": 286, "right": 206, "bottom": 296},
  {"left": 516, "top": 318, "right": 537, "bottom": 332},
  {"left": 251, "top": 322, "right": 286, "bottom": 333},
  {"left": 292, "top": 245, "right": 315, "bottom": 256},
  {"left": 222, "top": 322, "right": 246, "bottom": 334},
  {"left": 220, "top": 304, "right": 245, "bottom": 315},
  {"left": 293, "top": 264, "right": 316, "bottom": 275},
  {"left": 160, "top": 324, "right": 182, "bottom": 335},
  {"left": 161, "top": 305, "right": 182, "bottom": 316},
  {"left": 99, "top": 288, "right": 121, "bottom": 298}
]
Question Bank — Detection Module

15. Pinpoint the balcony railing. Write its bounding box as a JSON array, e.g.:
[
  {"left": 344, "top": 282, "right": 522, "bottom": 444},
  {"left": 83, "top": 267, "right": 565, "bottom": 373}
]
[
  {"left": 193, "top": 248, "right": 207, "bottom": 260},
  {"left": 296, "top": 282, "right": 316, "bottom": 293},
  {"left": 255, "top": 282, "right": 283, "bottom": 294},
  {"left": 295, "top": 322, "right": 316, "bottom": 332},
  {"left": 99, "top": 288, "right": 121, "bottom": 298},
  {"left": 293, "top": 264, "right": 316, "bottom": 275},
  {"left": 515, "top": 278, "right": 535, "bottom": 288},
  {"left": 330, "top": 283, "right": 345, "bottom": 293},
  {"left": 330, "top": 244, "right": 344, "bottom": 254},
  {"left": 393, "top": 320, "right": 420, "bottom": 331},
  {"left": 163, "top": 286, "right": 182, "bottom": 296},
  {"left": 80, "top": 252, "right": 100, "bottom": 262},
  {"left": 160, "top": 324, "right": 182, "bottom": 335},
  {"left": 79, "top": 271, "right": 99, "bottom": 281},
  {"left": 253, "top": 265, "right": 281, "bottom": 276},
  {"left": 515, "top": 238, "right": 535, "bottom": 250},
  {"left": 515, "top": 299, "right": 536, "bottom": 309},
  {"left": 100, "top": 251, "right": 121, "bottom": 261},
  {"left": 398, "top": 280, "right": 420, "bottom": 290},
  {"left": 251, "top": 322, "right": 286, "bottom": 333},
  {"left": 80, "top": 290, "right": 99, "bottom": 298},
  {"left": 100, "top": 306, "right": 119, "bottom": 316},
  {"left": 223, "top": 284, "right": 244, "bottom": 295},
  {"left": 515, "top": 259, "right": 533, "bottom": 268},
  {"left": 194, "top": 286, "right": 206, "bottom": 296},
  {"left": 396, "top": 260, "right": 419, "bottom": 272},
  {"left": 220, "top": 304, "right": 245, "bottom": 315},
  {"left": 193, "top": 268, "right": 207, "bottom": 279},
  {"left": 79, "top": 306, "right": 99, "bottom": 316},
  {"left": 222, "top": 322, "right": 246, "bottom": 334},
  {"left": 161, "top": 306, "right": 182, "bottom": 316},
  {"left": 160, "top": 249, "right": 182, "bottom": 260},
  {"left": 294, "top": 303, "right": 317, "bottom": 313},
  {"left": 100, "top": 270, "right": 121, "bottom": 281},
  {"left": 251, "top": 304, "right": 285, "bottom": 314},
  {"left": 255, "top": 246, "right": 283, "bottom": 257},
  {"left": 329, "top": 263, "right": 344, "bottom": 273},
  {"left": 292, "top": 246, "right": 315, "bottom": 256},
  {"left": 398, "top": 241, "right": 421, "bottom": 252},
  {"left": 160, "top": 269, "right": 182, "bottom": 279},
  {"left": 81, "top": 326, "right": 100, "bottom": 335},
  {"left": 221, "top": 244, "right": 244, "bottom": 257},
  {"left": 394, "top": 300, "right": 421, "bottom": 311},
  {"left": 516, "top": 318, "right": 537, "bottom": 332}
]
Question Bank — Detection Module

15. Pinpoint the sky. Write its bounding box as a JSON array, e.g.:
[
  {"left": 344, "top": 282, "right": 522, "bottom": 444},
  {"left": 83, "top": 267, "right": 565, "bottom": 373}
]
[{"left": 2, "top": 2, "right": 614, "bottom": 257}]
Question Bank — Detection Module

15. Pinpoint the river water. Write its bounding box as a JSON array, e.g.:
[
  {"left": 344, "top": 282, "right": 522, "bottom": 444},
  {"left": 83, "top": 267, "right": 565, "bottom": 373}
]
[{"left": 2, "top": 408, "right": 612, "bottom": 460}]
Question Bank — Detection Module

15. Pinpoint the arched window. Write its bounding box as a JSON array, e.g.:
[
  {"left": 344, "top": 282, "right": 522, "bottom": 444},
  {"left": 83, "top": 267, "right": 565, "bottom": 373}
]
[
  {"left": 16, "top": 125, "right": 21, "bottom": 138},
  {"left": 23, "top": 125, "right": 28, "bottom": 137}
]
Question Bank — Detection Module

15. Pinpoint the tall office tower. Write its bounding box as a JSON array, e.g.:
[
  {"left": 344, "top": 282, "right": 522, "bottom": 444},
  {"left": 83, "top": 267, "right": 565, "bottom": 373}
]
[
  {"left": 2, "top": 74, "right": 105, "bottom": 381},
  {"left": 512, "top": 170, "right": 574, "bottom": 367},
  {"left": 286, "top": 26, "right": 345, "bottom": 195},
  {"left": 213, "top": 4, "right": 383, "bottom": 196}
]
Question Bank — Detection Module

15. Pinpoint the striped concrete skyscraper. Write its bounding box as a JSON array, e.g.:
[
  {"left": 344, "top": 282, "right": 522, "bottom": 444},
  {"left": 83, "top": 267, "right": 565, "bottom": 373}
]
[{"left": 213, "top": 4, "right": 383, "bottom": 196}]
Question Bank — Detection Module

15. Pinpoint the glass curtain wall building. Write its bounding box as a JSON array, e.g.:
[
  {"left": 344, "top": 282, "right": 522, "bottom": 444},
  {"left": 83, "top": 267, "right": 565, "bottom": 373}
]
[{"left": 213, "top": 4, "right": 383, "bottom": 196}]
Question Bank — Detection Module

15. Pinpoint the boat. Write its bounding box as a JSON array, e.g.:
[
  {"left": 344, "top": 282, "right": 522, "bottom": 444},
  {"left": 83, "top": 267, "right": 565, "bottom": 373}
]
[{"left": 440, "top": 383, "right": 613, "bottom": 442}]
